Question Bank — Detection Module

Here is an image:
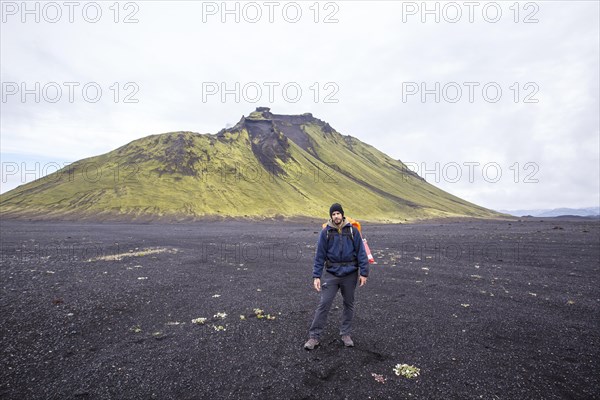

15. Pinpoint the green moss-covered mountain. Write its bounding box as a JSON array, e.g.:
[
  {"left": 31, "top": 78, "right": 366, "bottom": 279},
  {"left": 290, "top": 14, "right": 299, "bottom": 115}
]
[{"left": 0, "top": 107, "right": 502, "bottom": 222}]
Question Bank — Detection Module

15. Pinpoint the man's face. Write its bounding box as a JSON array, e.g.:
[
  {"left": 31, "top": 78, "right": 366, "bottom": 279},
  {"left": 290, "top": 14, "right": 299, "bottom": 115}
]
[{"left": 331, "top": 211, "right": 343, "bottom": 225}]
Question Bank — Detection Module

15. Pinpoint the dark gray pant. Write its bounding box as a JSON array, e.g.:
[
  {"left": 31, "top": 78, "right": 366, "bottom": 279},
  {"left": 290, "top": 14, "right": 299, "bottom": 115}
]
[{"left": 308, "top": 270, "right": 359, "bottom": 339}]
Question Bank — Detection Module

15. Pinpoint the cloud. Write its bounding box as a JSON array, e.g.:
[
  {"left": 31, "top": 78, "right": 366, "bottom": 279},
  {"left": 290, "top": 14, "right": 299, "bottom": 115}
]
[{"left": 1, "top": 1, "right": 598, "bottom": 210}]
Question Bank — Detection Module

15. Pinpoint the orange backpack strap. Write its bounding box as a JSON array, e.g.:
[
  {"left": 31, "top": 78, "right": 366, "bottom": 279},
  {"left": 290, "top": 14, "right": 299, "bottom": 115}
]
[{"left": 346, "top": 216, "right": 362, "bottom": 237}]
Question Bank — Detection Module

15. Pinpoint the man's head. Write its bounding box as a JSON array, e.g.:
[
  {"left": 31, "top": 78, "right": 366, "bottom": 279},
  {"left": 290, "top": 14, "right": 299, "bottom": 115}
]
[{"left": 329, "top": 203, "right": 344, "bottom": 225}]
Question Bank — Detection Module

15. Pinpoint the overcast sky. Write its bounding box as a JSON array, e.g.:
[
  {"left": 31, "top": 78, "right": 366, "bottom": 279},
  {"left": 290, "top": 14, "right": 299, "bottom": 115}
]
[{"left": 1, "top": 0, "right": 599, "bottom": 211}]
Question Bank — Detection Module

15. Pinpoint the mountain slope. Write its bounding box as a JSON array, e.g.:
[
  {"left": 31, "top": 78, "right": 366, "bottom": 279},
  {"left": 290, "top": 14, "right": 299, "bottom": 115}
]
[{"left": 0, "top": 108, "right": 502, "bottom": 222}]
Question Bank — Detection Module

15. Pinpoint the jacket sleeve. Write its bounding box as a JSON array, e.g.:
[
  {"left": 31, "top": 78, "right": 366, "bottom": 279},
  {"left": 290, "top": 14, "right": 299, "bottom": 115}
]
[
  {"left": 354, "top": 230, "right": 369, "bottom": 277},
  {"left": 313, "top": 229, "right": 327, "bottom": 278}
]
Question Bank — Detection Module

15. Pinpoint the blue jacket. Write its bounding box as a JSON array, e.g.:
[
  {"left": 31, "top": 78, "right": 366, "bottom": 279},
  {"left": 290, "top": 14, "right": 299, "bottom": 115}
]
[{"left": 313, "top": 219, "right": 369, "bottom": 278}]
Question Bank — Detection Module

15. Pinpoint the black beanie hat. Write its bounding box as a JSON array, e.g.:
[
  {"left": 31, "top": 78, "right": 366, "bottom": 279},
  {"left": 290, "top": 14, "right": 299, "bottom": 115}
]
[{"left": 329, "top": 203, "right": 344, "bottom": 218}]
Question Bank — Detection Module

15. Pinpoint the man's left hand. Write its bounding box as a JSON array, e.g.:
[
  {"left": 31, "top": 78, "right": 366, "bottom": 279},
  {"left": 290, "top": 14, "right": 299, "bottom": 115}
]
[{"left": 359, "top": 276, "right": 367, "bottom": 287}]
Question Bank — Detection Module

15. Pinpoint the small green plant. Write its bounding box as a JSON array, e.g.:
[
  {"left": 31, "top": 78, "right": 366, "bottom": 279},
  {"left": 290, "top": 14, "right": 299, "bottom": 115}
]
[
  {"left": 393, "top": 364, "right": 420, "bottom": 379},
  {"left": 253, "top": 308, "right": 276, "bottom": 320}
]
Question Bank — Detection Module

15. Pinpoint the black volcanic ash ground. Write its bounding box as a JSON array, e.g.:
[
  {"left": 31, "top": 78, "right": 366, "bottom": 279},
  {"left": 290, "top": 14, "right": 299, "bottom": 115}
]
[{"left": 0, "top": 219, "right": 599, "bottom": 399}]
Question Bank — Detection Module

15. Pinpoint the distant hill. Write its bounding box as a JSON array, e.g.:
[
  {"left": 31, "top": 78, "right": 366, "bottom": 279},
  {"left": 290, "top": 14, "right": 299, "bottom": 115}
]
[
  {"left": 0, "top": 107, "right": 504, "bottom": 222},
  {"left": 499, "top": 207, "right": 600, "bottom": 218}
]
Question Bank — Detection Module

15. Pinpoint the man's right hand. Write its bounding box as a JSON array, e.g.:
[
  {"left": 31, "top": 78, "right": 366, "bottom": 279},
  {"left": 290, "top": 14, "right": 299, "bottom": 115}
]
[{"left": 313, "top": 278, "right": 321, "bottom": 292}]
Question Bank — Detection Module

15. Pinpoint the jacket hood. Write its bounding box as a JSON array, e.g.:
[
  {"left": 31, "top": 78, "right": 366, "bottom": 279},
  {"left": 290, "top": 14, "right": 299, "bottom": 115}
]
[{"left": 327, "top": 217, "right": 351, "bottom": 231}]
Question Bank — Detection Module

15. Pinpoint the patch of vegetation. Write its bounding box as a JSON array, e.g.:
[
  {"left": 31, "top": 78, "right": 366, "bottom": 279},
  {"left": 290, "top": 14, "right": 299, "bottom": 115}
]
[
  {"left": 86, "top": 247, "right": 177, "bottom": 262},
  {"left": 393, "top": 364, "right": 420, "bottom": 379},
  {"left": 253, "top": 308, "right": 276, "bottom": 320}
]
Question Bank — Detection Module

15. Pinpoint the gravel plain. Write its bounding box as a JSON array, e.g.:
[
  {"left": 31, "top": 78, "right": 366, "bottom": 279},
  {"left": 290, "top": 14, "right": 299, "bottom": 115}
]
[{"left": 1, "top": 218, "right": 598, "bottom": 399}]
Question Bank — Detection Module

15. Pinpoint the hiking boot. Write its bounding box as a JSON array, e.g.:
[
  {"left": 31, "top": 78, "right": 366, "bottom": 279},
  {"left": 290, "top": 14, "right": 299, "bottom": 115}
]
[
  {"left": 341, "top": 335, "right": 354, "bottom": 347},
  {"left": 304, "top": 338, "right": 320, "bottom": 350}
]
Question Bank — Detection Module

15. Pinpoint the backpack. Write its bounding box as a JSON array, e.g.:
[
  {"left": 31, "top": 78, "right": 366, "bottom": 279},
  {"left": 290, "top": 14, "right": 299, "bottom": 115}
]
[{"left": 321, "top": 216, "right": 375, "bottom": 264}]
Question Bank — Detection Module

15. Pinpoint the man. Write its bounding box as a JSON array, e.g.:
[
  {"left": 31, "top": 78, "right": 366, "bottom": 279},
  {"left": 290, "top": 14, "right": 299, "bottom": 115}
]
[{"left": 304, "top": 203, "right": 369, "bottom": 350}]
